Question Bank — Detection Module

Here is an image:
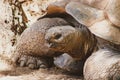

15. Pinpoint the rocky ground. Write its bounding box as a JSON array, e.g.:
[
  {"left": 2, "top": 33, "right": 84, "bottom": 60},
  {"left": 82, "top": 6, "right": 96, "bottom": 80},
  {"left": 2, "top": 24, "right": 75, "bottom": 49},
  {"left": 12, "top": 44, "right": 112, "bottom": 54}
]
[{"left": 0, "top": 67, "right": 83, "bottom": 80}]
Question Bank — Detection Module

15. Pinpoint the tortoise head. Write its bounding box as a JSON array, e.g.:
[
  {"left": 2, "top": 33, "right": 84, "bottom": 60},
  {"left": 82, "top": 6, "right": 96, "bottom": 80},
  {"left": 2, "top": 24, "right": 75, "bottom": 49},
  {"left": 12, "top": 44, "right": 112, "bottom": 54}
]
[
  {"left": 45, "top": 25, "right": 79, "bottom": 53},
  {"left": 45, "top": 25, "right": 97, "bottom": 60}
]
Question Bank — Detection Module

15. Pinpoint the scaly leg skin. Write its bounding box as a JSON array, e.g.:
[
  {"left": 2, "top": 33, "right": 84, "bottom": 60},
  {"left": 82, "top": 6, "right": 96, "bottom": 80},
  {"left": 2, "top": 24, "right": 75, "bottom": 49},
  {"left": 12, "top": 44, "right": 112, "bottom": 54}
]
[{"left": 13, "top": 54, "right": 54, "bottom": 69}]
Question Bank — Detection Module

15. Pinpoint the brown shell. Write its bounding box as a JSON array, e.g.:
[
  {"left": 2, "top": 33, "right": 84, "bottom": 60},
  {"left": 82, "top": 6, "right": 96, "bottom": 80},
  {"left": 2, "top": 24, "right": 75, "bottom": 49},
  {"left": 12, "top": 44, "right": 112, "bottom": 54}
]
[
  {"left": 79, "top": 0, "right": 109, "bottom": 10},
  {"left": 74, "top": 0, "right": 120, "bottom": 27},
  {"left": 106, "top": 0, "right": 120, "bottom": 27},
  {"left": 65, "top": 2, "right": 105, "bottom": 27},
  {"left": 89, "top": 20, "right": 120, "bottom": 44},
  {"left": 64, "top": 1, "right": 120, "bottom": 44}
]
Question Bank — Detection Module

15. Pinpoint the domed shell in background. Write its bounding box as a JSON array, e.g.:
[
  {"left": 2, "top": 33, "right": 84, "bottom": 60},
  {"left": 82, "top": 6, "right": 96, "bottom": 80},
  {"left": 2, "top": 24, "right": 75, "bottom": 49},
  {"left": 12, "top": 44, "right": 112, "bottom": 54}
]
[
  {"left": 89, "top": 20, "right": 120, "bottom": 44},
  {"left": 65, "top": 1, "right": 120, "bottom": 44},
  {"left": 106, "top": 0, "right": 120, "bottom": 27}
]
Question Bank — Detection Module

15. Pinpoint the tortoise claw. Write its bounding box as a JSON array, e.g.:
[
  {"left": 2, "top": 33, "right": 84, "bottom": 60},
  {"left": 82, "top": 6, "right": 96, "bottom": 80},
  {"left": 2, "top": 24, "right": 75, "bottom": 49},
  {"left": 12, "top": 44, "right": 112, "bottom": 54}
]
[{"left": 13, "top": 54, "right": 54, "bottom": 69}]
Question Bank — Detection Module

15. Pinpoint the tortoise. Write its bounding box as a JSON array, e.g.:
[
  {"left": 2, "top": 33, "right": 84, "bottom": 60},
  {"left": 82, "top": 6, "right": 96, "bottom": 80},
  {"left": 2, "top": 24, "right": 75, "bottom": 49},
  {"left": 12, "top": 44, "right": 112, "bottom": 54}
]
[
  {"left": 13, "top": 0, "right": 120, "bottom": 79},
  {"left": 13, "top": 0, "right": 82, "bottom": 71},
  {"left": 44, "top": 0, "right": 120, "bottom": 80},
  {"left": 13, "top": 17, "right": 70, "bottom": 69}
]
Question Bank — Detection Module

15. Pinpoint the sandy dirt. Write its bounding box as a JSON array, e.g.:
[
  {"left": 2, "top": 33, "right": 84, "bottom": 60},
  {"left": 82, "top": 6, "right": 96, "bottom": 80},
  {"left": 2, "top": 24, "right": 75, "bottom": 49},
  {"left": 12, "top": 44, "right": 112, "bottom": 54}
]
[{"left": 0, "top": 67, "right": 83, "bottom": 80}]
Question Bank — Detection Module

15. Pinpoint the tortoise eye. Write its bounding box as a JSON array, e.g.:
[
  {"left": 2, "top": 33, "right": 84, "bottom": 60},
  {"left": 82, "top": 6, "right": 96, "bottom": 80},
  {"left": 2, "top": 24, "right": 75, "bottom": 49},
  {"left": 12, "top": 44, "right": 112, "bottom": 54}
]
[{"left": 54, "top": 33, "right": 62, "bottom": 39}]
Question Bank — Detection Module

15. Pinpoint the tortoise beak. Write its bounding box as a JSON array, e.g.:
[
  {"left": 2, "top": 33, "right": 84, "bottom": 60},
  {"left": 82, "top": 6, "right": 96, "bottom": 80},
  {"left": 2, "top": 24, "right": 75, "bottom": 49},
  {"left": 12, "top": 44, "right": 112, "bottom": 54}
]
[
  {"left": 45, "top": 35, "right": 51, "bottom": 43},
  {"left": 49, "top": 43, "right": 57, "bottom": 48},
  {"left": 45, "top": 37, "right": 56, "bottom": 48}
]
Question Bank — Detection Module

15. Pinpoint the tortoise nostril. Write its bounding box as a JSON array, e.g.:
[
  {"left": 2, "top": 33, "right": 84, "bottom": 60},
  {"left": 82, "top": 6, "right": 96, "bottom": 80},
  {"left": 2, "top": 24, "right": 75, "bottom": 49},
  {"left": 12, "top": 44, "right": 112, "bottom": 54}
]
[
  {"left": 45, "top": 36, "right": 51, "bottom": 43},
  {"left": 54, "top": 33, "right": 62, "bottom": 39}
]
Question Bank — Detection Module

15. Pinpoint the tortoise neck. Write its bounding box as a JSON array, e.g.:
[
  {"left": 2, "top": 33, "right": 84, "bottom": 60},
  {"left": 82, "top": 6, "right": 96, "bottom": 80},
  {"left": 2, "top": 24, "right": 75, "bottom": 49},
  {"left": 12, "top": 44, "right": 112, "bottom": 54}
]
[
  {"left": 79, "top": 25, "right": 98, "bottom": 60},
  {"left": 68, "top": 24, "right": 98, "bottom": 60}
]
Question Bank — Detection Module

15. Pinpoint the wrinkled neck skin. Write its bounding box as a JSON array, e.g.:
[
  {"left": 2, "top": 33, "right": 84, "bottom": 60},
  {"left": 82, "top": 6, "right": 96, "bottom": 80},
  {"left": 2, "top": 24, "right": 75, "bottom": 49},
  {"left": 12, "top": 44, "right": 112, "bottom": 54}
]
[{"left": 66, "top": 24, "right": 97, "bottom": 60}]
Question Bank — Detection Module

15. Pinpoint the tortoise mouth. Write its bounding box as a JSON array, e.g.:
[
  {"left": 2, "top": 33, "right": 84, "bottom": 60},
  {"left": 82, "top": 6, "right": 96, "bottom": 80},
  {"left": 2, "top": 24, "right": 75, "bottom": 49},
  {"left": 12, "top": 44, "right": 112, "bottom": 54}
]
[
  {"left": 48, "top": 42, "right": 66, "bottom": 50},
  {"left": 46, "top": 38, "right": 72, "bottom": 52}
]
